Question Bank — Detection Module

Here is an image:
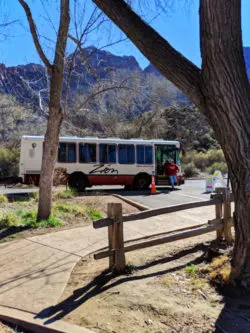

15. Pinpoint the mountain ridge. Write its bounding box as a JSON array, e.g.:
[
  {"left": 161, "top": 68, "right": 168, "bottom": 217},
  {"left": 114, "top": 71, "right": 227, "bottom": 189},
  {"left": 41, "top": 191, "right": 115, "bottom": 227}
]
[{"left": 1, "top": 46, "right": 250, "bottom": 109}]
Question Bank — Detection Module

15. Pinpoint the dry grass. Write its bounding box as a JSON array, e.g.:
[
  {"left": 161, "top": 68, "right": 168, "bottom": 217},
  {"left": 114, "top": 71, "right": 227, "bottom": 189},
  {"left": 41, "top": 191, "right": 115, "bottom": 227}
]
[{"left": 201, "top": 255, "right": 232, "bottom": 285}]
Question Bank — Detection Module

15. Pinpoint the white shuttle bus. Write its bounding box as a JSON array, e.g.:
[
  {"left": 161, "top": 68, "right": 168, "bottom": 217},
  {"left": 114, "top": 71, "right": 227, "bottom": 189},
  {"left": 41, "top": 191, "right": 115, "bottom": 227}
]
[{"left": 19, "top": 136, "right": 184, "bottom": 191}]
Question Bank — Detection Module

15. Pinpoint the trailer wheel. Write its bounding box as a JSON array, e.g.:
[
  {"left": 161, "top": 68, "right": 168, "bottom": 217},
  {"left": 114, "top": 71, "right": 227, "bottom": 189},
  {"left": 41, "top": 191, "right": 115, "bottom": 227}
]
[
  {"left": 68, "top": 172, "right": 86, "bottom": 192},
  {"left": 133, "top": 174, "right": 150, "bottom": 190}
]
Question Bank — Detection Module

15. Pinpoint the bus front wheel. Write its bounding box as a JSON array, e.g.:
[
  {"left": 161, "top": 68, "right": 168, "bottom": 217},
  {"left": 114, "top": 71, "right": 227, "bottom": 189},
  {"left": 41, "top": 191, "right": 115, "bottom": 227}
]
[
  {"left": 133, "top": 174, "right": 150, "bottom": 190},
  {"left": 68, "top": 173, "right": 86, "bottom": 192}
]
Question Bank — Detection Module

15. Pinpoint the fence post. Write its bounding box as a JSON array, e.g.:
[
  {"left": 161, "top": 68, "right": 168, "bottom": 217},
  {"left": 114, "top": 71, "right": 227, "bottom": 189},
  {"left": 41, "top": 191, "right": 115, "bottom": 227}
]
[
  {"left": 215, "top": 188, "right": 223, "bottom": 240},
  {"left": 107, "top": 203, "right": 126, "bottom": 272},
  {"left": 222, "top": 187, "right": 233, "bottom": 244},
  {"left": 108, "top": 203, "right": 115, "bottom": 268}
]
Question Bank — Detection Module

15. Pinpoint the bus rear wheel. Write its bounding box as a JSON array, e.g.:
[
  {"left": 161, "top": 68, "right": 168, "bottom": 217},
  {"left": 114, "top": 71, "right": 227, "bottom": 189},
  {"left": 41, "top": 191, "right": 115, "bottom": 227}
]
[
  {"left": 68, "top": 173, "right": 86, "bottom": 192},
  {"left": 133, "top": 174, "right": 150, "bottom": 190}
]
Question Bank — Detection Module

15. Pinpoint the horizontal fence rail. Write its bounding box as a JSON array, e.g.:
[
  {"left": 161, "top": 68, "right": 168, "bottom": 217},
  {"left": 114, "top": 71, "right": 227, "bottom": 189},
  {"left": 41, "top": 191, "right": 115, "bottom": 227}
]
[
  {"left": 92, "top": 187, "right": 234, "bottom": 272},
  {"left": 93, "top": 193, "right": 233, "bottom": 229}
]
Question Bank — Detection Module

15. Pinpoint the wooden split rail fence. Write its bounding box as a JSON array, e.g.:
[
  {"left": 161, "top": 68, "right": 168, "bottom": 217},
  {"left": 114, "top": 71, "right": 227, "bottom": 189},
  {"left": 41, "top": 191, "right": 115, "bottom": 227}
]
[{"left": 93, "top": 187, "right": 233, "bottom": 272}]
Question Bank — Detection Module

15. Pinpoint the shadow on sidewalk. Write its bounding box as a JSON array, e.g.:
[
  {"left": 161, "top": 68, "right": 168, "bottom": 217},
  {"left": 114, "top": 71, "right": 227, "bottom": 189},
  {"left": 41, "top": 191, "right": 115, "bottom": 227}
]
[
  {"left": 0, "top": 226, "right": 30, "bottom": 241},
  {"left": 36, "top": 243, "right": 207, "bottom": 324},
  {"left": 214, "top": 291, "right": 250, "bottom": 332}
]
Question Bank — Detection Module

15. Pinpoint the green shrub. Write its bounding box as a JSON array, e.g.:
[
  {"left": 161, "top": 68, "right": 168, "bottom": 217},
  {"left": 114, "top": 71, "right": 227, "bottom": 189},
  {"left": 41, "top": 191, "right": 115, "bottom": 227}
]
[
  {"left": 205, "top": 162, "right": 228, "bottom": 175},
  {"left": 34, "top": 216, "right": 62, "bottom": 228},
  {"left": 0, "top": 212, "right": 20, "bottom": 229},
  {"left": 84, "top": 206, "right": 103, "bottom": 221},
  {"left": 186, "top": 264, "right": 198, "bottom": 276},
  {"left": 53, "top": 202, "right": 103, "bottom": 221},
  {"left": 16, "top": 210, "right": 37, "bottom": 226},
  {"left": 53, "top": 202, "right": 85, "bottom": 217},
  {"left": 29, "top": 192, "right": 39, "bottom": 202},
  {"left": 0, "top": 194, "right": 8, "bottom": 203},
  {"left": 53, "top": 188, "right": 77, "bottom": 201},
  {"left": 182, "top": 149, "right": 225, "bottom": 172},
  {"left": 183, "top": 162, "right": 200, "bottom": 178},
  {"left": 0, "top": 209, "right": 63, "bottom": 229},
  {"left": 0, "top": 147, "right": 19, "bottom": 178}
]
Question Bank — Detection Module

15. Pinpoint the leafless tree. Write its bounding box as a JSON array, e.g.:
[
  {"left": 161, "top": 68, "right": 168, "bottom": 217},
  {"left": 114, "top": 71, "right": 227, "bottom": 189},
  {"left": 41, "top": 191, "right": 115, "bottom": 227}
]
[
  {"left": 18, "top": 0, "right": 125, "bottom": 219},
  {"left": 66, "top": 69, "right": 179, "bottom": 138},
  {"left": 19, "top": 0, "right": 70, "bottom": 220}
]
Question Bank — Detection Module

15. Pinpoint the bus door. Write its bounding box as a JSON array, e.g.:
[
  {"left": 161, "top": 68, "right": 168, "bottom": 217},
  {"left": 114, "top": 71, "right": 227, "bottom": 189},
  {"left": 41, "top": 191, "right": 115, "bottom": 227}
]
[{"left": 155, "top": 145, "right": 178, "bottom": 184}]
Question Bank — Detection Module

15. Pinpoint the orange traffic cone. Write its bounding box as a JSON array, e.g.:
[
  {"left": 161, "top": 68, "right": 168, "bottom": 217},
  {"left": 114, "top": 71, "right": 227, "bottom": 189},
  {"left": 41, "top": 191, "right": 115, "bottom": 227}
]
[{"left": 151, "top": 175, "right": 157, "bottom": 194}]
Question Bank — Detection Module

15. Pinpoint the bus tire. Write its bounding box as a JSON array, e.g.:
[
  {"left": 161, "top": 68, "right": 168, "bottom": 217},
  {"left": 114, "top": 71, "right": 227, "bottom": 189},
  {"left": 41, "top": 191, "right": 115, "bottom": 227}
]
[
  {"left": 133, "top": 174, "right": 150, "bottom": 190},
  {"left": 68, "top": 172, "right": 87, "bottom": 192}
]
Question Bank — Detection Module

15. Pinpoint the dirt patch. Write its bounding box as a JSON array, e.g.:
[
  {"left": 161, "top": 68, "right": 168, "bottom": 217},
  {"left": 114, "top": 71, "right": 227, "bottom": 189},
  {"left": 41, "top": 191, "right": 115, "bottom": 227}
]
[
  {"left": 0, "top": 322, "right": 12, "bottom": 333},
  {"left": 44, "top": 232, "right": 229, "bottom": 333},
  {"left": 0, "top": 195, "right": 139, "bottom": 242}
]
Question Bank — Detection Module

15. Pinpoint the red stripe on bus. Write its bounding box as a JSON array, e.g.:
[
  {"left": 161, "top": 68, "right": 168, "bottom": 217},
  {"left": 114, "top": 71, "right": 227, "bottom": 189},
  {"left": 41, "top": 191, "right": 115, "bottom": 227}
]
[{"left": 88, "top": 175, "right": 134, "bottom": 186}]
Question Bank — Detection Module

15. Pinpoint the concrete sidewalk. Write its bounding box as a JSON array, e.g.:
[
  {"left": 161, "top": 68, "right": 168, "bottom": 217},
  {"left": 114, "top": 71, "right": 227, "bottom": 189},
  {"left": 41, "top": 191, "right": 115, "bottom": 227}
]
[{"left": 0, "top": 206, "right": 215, "bottom": 315}]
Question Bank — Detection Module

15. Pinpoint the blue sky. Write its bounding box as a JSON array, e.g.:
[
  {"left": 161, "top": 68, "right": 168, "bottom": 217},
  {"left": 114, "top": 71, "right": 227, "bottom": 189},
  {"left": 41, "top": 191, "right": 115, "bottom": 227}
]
[{"left": 1, "top": 0, "right": 250, "bottom": 69}]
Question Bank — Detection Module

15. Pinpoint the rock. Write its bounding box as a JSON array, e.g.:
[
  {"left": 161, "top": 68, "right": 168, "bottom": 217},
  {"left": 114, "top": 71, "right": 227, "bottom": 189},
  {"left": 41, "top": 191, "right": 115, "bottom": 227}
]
[{"left": 145, "top": 319, "right": 153, "bottom": 326}]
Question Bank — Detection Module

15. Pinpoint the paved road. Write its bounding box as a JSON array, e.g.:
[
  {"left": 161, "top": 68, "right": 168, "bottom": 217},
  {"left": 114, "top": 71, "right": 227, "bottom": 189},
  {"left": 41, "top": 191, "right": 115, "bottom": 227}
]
[
  {"left": 84, "top": 179, "right": 211, "bottom": 208},
  {"left": 0, "top": 187, "right": 36, "bottom": 195},
  {"left": 0, "top": 180, "right": 210, "bottom": 208}
]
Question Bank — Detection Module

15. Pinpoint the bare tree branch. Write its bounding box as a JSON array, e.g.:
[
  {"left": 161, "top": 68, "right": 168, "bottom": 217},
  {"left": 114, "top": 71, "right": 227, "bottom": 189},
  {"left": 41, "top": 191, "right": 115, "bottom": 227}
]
[
  {"left": 18, "top": 0, "right": 52, "bottom": 71},
  {"left": 92, "top": 0, "right": 203, "bottom": 106},
  {"left": 68, "top": 33, "right": 98, "bottom": 79},
  {"left": 74, "top": 80, "right": 160, "bottom": 113}
]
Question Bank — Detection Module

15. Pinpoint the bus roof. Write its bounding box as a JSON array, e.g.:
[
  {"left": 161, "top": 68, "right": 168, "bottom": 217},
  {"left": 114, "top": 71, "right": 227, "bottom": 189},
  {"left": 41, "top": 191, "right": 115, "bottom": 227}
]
[{"left": 21, "top": 135, "right": 180, "bottom": 146}]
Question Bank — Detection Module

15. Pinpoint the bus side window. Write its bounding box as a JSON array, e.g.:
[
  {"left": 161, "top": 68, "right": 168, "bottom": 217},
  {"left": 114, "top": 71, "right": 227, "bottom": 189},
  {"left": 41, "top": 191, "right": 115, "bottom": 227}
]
[
  {"left": 79, "top": 143, "right": 96, "bottom": 163},
  {"left": 58, "top": 143, "right": 67, "bottom": 162},
  {"left": 136, "top": 145, "right": 144, "bottom": 164},
  {"left": 119, "top": 144, "right": 135, "bottom": 164},
  {"left": 68, "top": 144, "right": 76, "bottom": 162},
  {"left": 100, "top": 144, "right": 116, "bottom": 163},
  {"left": 58, "top": 143, "right": 76, "bottom": 163},
  {"left": 136, "top": 145, "right": 153, "bottom": 164},
  {"left": 145, "top": 146, "right": 153, "bottom": 164}
]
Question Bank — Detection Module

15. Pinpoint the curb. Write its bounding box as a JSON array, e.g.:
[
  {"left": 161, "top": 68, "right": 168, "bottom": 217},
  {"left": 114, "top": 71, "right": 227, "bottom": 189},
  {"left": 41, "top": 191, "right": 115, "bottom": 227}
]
[
  {"left": 0, "top": 305, "right": 94, "bottom": 333},
  {"left": 112, "top": 194, "right": 149, "bottom": 211}
]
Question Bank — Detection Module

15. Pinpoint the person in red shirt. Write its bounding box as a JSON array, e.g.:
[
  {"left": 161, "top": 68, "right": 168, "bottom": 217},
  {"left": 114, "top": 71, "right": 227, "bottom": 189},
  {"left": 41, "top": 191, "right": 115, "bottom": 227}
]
[{"left": 163, "top": 159, "right": 179, "bottom": 189}]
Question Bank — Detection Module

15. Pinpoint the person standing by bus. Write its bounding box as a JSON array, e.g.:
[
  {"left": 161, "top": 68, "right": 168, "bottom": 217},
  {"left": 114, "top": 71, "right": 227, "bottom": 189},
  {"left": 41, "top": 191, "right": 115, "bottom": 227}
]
[{"left": 164, "top": 159, "right": 179, "bottom": 189}]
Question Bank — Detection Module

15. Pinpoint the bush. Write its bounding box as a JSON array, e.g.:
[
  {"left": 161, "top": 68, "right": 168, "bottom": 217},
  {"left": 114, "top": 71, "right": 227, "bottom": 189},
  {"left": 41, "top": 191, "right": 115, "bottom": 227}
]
[
  {"left": 183, "top": 162, "right": 200, "bottom": 178},
  {"left": 0, "top": 212, "right": 20, "bottom": 229},
  {"left": 53, "top": 202, "right": 85, "bottom": 217},
  {"left": 182, "top": 149, "right": 225, "bottom": 172},
  {"left": 34, "top": 216, "right": 62, "bottom": 228},
  {"left": 0, "top": 147, "right": 19, "bottom": 178},
  {"left": 205, "top": 162, "right": 228, "bottom": 175},
  {"left": 0, "top": 194, "right": 8, "bottom": 203},
  {"left": 53, "top": 188, "right": 77, "bottom": 201},
  {"left": 84, "top": 206, "right": 103, "bottom": 221},
  {"left": 53, "top": 202, "right": 103, "bottom": 221},
  {"left": 0, "top": 209, "right": 63, "bottom": 229}
]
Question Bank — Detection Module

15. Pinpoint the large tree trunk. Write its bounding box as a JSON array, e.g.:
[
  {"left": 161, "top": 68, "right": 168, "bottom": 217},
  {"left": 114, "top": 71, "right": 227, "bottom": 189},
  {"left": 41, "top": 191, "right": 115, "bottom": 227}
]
[
  {"left": 200, "top": 0, "right": 250, "bottom": 282},
  {"left": 93, "top": 0, "right": 250, "bottom": 283}
]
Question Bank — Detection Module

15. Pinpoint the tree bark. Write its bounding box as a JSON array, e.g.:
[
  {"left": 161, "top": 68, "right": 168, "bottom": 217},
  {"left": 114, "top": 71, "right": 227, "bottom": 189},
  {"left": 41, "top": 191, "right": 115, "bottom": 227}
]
[
  {"left": 200, "top": 0, "right": 250, "bottom": 282},
  {"left": 37, "top": 0, "right": 70, "bottom": 220},
  {"left": 94, "top": 0, "right": 250, "bottom": 283}
]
